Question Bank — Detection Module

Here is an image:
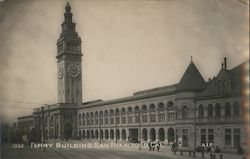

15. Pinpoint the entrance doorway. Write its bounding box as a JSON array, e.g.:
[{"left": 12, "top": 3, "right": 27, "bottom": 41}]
[
  {"left": 150, "top": 128, "right": 156, "bottom": 141},
  {"left": 64, "top": 123, "right": 72, "bottom": 139},
  {"left": 168, "top": 127, "right": 175, "bottom": 144},
  {"left": 129, "top": 128, "right": 138, "bottom": 143}
]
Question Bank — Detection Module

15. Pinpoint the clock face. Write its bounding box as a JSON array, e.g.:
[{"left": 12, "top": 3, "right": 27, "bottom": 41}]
[
  {"left": 68, "top": 64, "right": 80, "bottom": 78},
  {"left": 58, "top": 64, "right": 63, "bottom": 79}
]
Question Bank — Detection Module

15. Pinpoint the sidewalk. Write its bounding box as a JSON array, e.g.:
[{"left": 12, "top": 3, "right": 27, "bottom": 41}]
[{"left": 47, "top": 139, "right": 246, "bottom": 159}]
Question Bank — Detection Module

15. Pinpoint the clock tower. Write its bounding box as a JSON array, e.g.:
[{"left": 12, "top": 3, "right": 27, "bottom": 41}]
[{"left": 56, "top": 2, "right": 82, "bottom": 104}]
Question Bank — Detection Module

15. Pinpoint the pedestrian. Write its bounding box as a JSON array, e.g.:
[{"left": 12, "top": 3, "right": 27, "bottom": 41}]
[
  {"left": 148, "top": 141, "right": 152, "bottom": 151},
  {"left": 156, "top": 141, "right": 161, "bottom": 152},
  {"left": 151, "top": 142, "right": 155, "bottom": 151},
  {"left": 171, "top": 142, "right": 177, "bottom": 152}
]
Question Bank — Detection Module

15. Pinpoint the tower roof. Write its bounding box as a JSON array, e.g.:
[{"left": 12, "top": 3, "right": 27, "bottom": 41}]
[{"left": 176, "top": 61, "right": 205, "bottom": 91}]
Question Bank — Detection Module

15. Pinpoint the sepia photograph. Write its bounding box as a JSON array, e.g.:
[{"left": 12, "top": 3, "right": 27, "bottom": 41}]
[{"left": 0, "top": 0, "right": 249, "bottom": 159}]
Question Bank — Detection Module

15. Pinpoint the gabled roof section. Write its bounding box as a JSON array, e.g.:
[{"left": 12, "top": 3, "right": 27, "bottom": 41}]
[
  {"left": 176, "top": 61, "right": 206, "bottom": 91},
  {"left": 228, "top": 61, "right": 249, "bottom": 91},
  {"left": 198, "top": 60, "right": 249, "bottom": 97}
]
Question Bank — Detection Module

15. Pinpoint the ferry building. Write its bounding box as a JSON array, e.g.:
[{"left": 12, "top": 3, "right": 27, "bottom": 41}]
[{"left": 18, "top": 2, "right": 249, "bottom": 150}]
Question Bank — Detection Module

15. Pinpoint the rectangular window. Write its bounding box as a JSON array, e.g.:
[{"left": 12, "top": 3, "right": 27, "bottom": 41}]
[
  {"left": 135, "top": 114, "right": 140, "bottom": 123},
  {"left": 110, "top": 116, "right": 114, "bottom": 125},
  {"left": 122, "top": 115, "right": 126, "bottom": 124},
  {"left": 233, "top": 128, "right": 241, "bottom": 148},
  {"left": 142, "top": 113, "right": 147, "bottom": 123},
  {"left": 82, "top": 119, "right": 85, "bottom": 126},
  {"left": 159, "top": 113, "right": 165, "bottom": 122},
  {"left": 201, "top": 129, "right": 206, "bottom": 145},
  {"left": 208, "top": 129, "right": 214, "bottom": 145},
  {"left": 95, "top": 118, "right": 98, "bottom": 125},
  {"left": 182, "top": 129, "right": 189, "bottom": 147},
  {"left": 169, "top": 113, "right": 175, "bottom": 121},
  {"left": 105, "top": 116, "right": 108, "bottom": 125},
  {"left": 100, "top": 117, "right": 103, "bottom": 125},
  {"left": 225, "top": 129, "right": 232, "bottom": 148},
  {"left": 150, "top": 114, "right": 156, "bottom": 122},
  {"left": 128, "top": 114, "right": 132, "bottom": 124}
]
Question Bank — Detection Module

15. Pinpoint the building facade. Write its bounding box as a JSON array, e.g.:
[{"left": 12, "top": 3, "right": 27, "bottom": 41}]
[{"left": 17, "top": 2, "right": 248, "bottom": 150}]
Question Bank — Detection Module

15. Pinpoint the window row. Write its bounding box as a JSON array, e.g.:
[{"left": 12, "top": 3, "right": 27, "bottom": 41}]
[{"left": 181, "top": 101, "right": 241, "bottom": 119}]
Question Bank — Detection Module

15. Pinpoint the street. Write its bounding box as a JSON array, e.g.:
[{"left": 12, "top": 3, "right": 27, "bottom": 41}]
[
  {"left": 1, "top": 142, "right": 245, "bottom": 159},
  {"left": 1, "top": 143, "right": 173, "bottom": 159}
]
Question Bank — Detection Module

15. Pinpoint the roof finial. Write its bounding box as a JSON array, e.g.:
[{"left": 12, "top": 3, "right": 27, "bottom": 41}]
[
  {"left": 66, "top": 1, "right": 70, "bottom": 7},
  {"left": 191, "top": 56, "right": 193, "bottom": 63},
  {"left": 221, "top": 62, "right": 224, "bottom": 69},
  {"left": 224, "top": 57, "right": 227, "bottom": 70},
  {"left": 65, "top": 1, "right": 71, "bottom": 12}
]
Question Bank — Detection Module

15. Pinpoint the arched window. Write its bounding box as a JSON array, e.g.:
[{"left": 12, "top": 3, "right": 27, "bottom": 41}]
[
  {"left": 91, "top": 130, "right": 94, "bottom": 139},
  {"left": 110, "top": 109, "right": 114, "bottom": 125},
  {"left": 158, "top": 128, "right": 165, "bottom": 141},
  {"left": 167, "top": 101, "right": 175, "bottom": 121},
  {"left": 115, "top": 108, "right": 120, "bottom": 124},
  {"left": 215, "top": 103, "right": 221, "bottom": 117},
  {"left": 233, "top": 102, "right": 240, "bottom": 116},
  {"left": 95, "top": 130, "right": 98, "bottom": 139},
  {"left": 142, "top": 105, "right": 148, "bottom": 123},
  {"left": 86, "top": 130, "right": 90, "bottom": 139},
  {"left": 198, "top": 104, "right": 204, "bottom": 118},
  {"left": 90, "top": 112, "right": 94, "bottom": 125},
  {"left": 224, "top": 102, "right": 231, "bottom": 117},
  {"left": 95, "top": 111, "right": 99, "bottom": 125},
  {"left": 128, "top": 107, "right": 133, "bottom": 124},
  {"left": 142, "top": 128, "right": 147, "bottom": 141},
  {"left": 116, "top": 129, "right": 120, "bottom": 140},
  {"left": 167, "top": 101, "right": 174, "bottom": 109},
  {"left": 104, "top": 110, "right": 108, "bottom": 125},
  {"left": 86, "top": 113, "right": 90, "bottom": 125},
  {"left": 100, "top": 130, "right": 103, "bottom": 140},
  {"left": 158, "top": 103, "right": 165, "bottom": 122},
  {"left": 82, "top": 113, "right": 85, "bottom": 126},
  {"left": 121, "top": 129, "right": 126, "bottom": 140},
  {"left": 79, "top": 130, "right": 81, "bottom": 137},
  {"left": 208, "top": 104, "right": 213, "bottom": 117},
  {"left": 149, "top": 104, "right": 156, "bottom": 122},
  {"left": 99, "top": 111, "right": 103, "bottom": 125},
  {"left": 105, "top": 129, "right": 108, "bottom": 140},
  {"left": 182, "top": 105, "right": 188, "bottom": 119},
  {"left": 82, "top": 130, "right": 85, "bottom": 139},
  {"left": 121, "top": 108, "right": 126, "bottom": 124},
  {"left": 78, "top": 114, "right": 82, "bottom": 126},
  {"left": 150, "top": 128, "right": 156, "bottom": 141},
  {"left": 110, "top": 129, "right": 114, "bottom": 140},
  {"left": 134, "top": 106, "right": 140, "bottom": 123}
]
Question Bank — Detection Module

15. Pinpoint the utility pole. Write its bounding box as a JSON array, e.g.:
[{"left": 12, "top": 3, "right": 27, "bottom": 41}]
[
  {"left": 139, "top": 110, "right": 141, "bottom": 150},
  {"left": 88, "top": 116, "right": 91, "bottom": 142},
  {"left": 115, "top": 112, "right": 118, "bottom": 143},
  {"left": 41, "top": 106, "right": 45, "bottom": 152},
  {"left": 99, "top": 114, "right": 101, "bottom": 144},
  {"left": 194, "top": 100, "right": 197, "bottom": 151}
]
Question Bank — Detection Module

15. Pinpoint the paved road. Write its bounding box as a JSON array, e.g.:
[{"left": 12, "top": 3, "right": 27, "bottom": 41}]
[
  {"left": 1, "top": 144, "right": 173, "bottom": 159},
  {"left": 1, "top": 143, "right": 246, "bottom": 159}
]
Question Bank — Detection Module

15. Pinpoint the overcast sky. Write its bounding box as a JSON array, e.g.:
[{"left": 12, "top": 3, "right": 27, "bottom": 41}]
[{"left": 0, "top": 0, "right": 249, "bottom": 123}]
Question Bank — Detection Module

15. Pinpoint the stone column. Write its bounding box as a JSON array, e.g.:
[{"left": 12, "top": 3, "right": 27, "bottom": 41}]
[
  {"left": 156, "top": 109, "right": 159, "bottom": 122},
  {"left": 147, "top": 110, "right": 150, "bottom": 124},
  {"left": 126, "top": 128, "right": 129, "bottom": 141},
  {"left": 147, "top": 128, "right": 150, "bottom": 142}
]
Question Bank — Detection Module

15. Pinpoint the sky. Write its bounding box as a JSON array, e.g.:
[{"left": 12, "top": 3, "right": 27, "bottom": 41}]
[{"left": 0, "top": 0, "right": 249, "bottom": 123}]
